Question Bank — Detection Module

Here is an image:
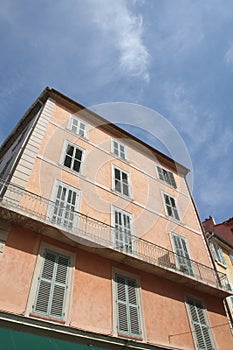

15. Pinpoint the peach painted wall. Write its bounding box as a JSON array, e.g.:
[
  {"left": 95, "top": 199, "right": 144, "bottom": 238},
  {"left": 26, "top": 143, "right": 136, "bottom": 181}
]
[
  {"left": 17, "top": 102, "right": 211, "bottom": 270},
  {"left": 0, "top": 226, "right": 40, "bottom": 314}
]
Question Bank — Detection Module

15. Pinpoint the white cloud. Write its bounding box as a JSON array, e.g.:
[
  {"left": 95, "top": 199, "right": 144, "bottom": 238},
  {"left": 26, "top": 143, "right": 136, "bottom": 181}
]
[
  {"left": 224, "top": 46, "right": 233, "bottom": 65},
  {"left": 90, "top": 0, "right": 150, "bottom": 82}
]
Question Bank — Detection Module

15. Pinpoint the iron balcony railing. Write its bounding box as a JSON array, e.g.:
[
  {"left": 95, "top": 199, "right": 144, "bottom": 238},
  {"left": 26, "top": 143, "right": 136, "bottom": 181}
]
[{"left": 0, "top": 179, "right": 230, "bottom": 292}]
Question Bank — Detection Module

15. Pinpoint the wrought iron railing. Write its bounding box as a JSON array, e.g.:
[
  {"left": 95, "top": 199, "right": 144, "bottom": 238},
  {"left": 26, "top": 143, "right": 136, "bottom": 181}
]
[{"left": 0, "top": 179, "right": 230, "bottom": 291}]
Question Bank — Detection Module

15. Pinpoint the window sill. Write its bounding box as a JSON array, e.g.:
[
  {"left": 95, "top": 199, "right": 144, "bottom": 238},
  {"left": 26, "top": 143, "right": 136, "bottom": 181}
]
[
  {"left": 29, "top": 312, "right": 66, "bottom": 324},
  {"left": 112, "top": 189, "right": 132, "bottom": 200},
  {"left": 118, "top": 333, "right": 143, "bottom": 341},
  {"left": 166, "top": 215, "right": 181, "bottom": 224}
]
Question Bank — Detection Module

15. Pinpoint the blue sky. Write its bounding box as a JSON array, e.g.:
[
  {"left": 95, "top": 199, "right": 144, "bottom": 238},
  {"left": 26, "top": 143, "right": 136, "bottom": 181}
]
[{"left": 0, "top": 0, "right": 233, "bottom": 224}]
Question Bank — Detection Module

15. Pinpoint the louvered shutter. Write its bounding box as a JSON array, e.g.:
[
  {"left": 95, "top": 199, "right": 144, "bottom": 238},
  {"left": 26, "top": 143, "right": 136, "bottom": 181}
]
[
  {"left": 116, "top": 274, "right": 141, "bottom": 337},
  {"left": 187, "top": 298, "right": 214, "bottom": 350},
  {"left": 116, "top": 275, "right": 129, "bottom": 333},
  {"left": 172, "top": 234, "right": 193, "bottom": 276},
  {"left": 128, "top": 278, "right": 140, "bottom": 335},
  {"left": 34, "top": 250, "right": 70, "bottom": 319}
]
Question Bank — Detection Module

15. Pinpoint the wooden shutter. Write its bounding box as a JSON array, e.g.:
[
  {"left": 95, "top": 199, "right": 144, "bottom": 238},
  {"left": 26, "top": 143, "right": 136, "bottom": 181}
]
[
  {"left": 116, "top": 274, "right": 141, "bottom": 337},
  {"left": 34, "top": 250, "right": 70, "bottom": 319},
  {"left": 187, "top": 298, "right": 214, "bottom": 350}
]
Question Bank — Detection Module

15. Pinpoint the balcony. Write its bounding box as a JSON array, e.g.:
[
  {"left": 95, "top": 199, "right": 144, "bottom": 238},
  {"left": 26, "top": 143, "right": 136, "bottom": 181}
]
[{"left": 0, "top": 179, "right": 231, "bottom": 297}]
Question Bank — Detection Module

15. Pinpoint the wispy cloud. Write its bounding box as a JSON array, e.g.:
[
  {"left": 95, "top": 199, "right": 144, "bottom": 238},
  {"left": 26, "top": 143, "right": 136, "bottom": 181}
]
[
  {"left": 90, "top": 0, "right": 150, "bottom": 82},
  {"left": 224, "top": 46, "right": 233, "bottom": 66}
]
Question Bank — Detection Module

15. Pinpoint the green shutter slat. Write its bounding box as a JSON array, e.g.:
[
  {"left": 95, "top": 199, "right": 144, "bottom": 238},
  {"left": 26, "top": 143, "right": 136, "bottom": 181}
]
[
  {"left": 34, "top": 280, "right": 52, "bottom": 314},
  {"left": 116, "top": 274, "right": 141, "bottom": 337},
  {"left": 51, "top": 284, "right": 66, "bottom": 317},
  {"left": 34, "top": 250, "right": 70, "bottom": 319},
  {"left": 187, "top": 298, "right": 214, "bottom": 350}
]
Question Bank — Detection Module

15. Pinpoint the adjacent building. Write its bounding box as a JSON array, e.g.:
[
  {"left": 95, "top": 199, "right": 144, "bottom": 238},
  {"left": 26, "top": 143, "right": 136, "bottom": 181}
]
[
  {"left": 203, "top": 216, "right": 233, "bottom": 331},
  {"left": 0, "top": 87, "right": 232, "bottom": 349}
]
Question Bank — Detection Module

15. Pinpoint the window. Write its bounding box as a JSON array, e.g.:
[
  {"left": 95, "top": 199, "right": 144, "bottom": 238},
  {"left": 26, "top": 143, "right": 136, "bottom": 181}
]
[
  {"left": 69, "top": 116, "right": 86, "bottom": 137},
  {"left": 113, "top": 167, "right": 130, "bottom": 197},
  {"left": 163, "top": 193, "right": 180, "bottom": 221},
  {"left": 51, "top": 182, "right": 79, "bottom": 229},
  {"left": 112, "top": 140, "right": 126, "bottom": 160},
  {"left": 209, "top": 241, "right": 226, "bottom": 266},
  {"left": 114, "top": 208, "right": 132, "bottom": 253},
  {"left": 63, "top": 142, "right": 83, "bottom": 173},
  {"left": 33, "top": 250, "right": 70, "bottom": 319},
  {"left": 171, "top": 233, "right": 193, "bottom": 276},
  {"left": 156, "top": 166, "right": 176, "bottom": 188},
  {"left": 186, "top": 298, "right": 215, "bottom": 350},
  {"left": 229, "top": 251, "right": 233, "bottom": 264},
  {"left": 115, "top": 274, "right": 142, "bottom": 338}
]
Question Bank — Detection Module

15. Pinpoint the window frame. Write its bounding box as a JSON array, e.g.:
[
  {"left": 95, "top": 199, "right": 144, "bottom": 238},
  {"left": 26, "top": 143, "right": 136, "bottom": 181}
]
[
  {"left": 162, "top": 192, "right": 180, "bottom": 221},
  {"left": 112, "top": 206, "right": 133, "bottom": 253},
  {"left": 111, "top": 139, "right": 127, "bottom": 160},
  {"left": 68, "top": 115, "right": 87, "bottom": 138},
  {"left": 185, "top": 297, "right": 215, "bottom": 350},
  {"left": 61, "top": 140, "right": 85, "bottom": 174},
  {"left": 112, "top": 165, "right": 131, "bottom": 197},
  {"left": 156, "top": 165, "right": 177, "bottom": 188},
  {"left": 112, "top": 268, "right": 144, "bottom": 339},
  {"left": 25, "top": 242, "right": 75, "bottom": 324},
  {"left": 209, "top": 241, "right": 226, "bottom": 267}
]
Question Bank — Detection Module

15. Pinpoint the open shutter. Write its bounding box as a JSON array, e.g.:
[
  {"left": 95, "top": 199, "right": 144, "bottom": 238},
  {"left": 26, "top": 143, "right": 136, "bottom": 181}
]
[
  {"left": 187, "top": 298, "right": 214, "bottom": 350},
  {"left": 34, "top": 250, "right": 70, "bottom": 319},
  {"left": 116, "top": 274, "right": 141, "bottom": 337}
]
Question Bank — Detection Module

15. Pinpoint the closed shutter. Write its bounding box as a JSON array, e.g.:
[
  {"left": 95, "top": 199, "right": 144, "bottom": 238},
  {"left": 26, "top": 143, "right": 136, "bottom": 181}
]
[
  {"left": 34, "top": 250, "right": 70, "bottom": 319},
  {"left": 52, "top": 183, "right": 78, "bottom": 228},
  {"left": 116, "top": 274, "right": 141, "bottom": 337},
  {"left": 172, "top": 234, "right": 193, "bottom": 276},
  {"left": 187, "top": 298, "right": 215, "bottom": 350},
  {"left": 114, "top": 210, "right": 132, "bottom": 253}
]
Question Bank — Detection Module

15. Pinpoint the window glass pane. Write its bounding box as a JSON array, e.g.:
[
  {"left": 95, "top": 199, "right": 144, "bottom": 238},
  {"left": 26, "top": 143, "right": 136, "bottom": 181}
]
[
  {"left": 66, "top": 145, "right": 74, "bottom": 156},
  {"left": 64, "top": 155, "right": 72, "bottom": 168}
]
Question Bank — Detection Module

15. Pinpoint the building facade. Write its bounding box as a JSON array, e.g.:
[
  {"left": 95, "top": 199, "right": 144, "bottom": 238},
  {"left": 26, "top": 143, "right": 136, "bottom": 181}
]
[
  {"left": 203, "top": 216, "right": 233, "bottom": 331},
  {"left": 0, "top": 88, "right": 232, "bottom": 349}
]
